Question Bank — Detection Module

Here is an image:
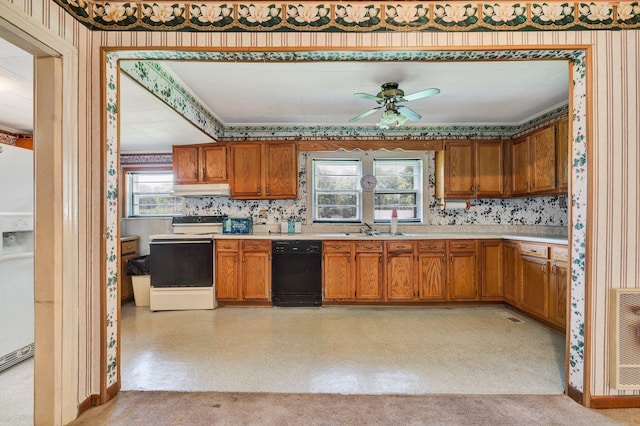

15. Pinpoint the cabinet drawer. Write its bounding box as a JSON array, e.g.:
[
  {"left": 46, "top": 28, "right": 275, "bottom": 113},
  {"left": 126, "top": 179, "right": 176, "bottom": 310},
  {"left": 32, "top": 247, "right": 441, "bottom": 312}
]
[
  {"left": 216, "top": 240, "right": 239, "bottom": 251},
  {"left": 323, "top": 241, "right": 352, "bottom": 253},
  {"left": 355, "top": 241, "right": 383, "bottom": 252},
  {"left": 448, "top": 240, "right": 477, "bottom": 251},
  {"left": 121, "top": 239, "right": 138, "bottom": 255},
  {"left": 551, "top": 246, "right": 569, "bottom": 262},
  {"left": 418, "top": 241, "right": 445, "bottom": 252},
  {"left": 386, "top": 241, "right": 415, "bottom": 253},
  {"left": 242, "top": 240, "right": 270, "bottom": 252},
  {"left": 520, "top": 243, "right": 548, "bottom": 258}
]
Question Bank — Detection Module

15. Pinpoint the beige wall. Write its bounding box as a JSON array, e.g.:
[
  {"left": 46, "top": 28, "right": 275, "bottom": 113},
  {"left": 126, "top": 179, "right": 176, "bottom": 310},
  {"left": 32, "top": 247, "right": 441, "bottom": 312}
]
[{"left": 5, "top": 0, "right": 640, "bottom": 420}]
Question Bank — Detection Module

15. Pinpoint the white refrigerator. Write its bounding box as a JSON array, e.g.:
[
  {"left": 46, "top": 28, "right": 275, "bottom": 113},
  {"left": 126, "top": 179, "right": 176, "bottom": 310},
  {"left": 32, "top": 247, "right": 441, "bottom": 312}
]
[{"left": 0, "top": 143, "right": 34, "bottom": 372}]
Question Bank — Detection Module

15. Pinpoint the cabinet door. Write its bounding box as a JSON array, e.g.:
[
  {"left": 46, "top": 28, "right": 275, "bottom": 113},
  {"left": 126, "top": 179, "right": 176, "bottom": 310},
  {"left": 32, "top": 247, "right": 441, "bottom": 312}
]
[
  {"left": 215, "top": 251, "right": 239, "bottom": 300},
  {"left": 355, "top": 252, "right": 383, "bottom": 300},
  {"left": 448, "top": 250, "right": 478, "bottom": 300},
  {"left": 264, "top": 143, "right": 298, "bottom": 198},
  {"left": 549, "top": 260, "right": 568, "bottom": 328},
  {"left": 242, "top": 251, "right": 271, "bottom": 300},
  {"left": 417, "top": 252, "right": 446, "bottom": 300},
  {"left": 201, "top": 145, "right": 228, "bottom": 183},
  {"left": 230, "top": 143, "right": 262, "bottom": 198},
  {"left": 511, "top": 137, "right": 529, "bottom": 195},
  {"left": 529, "top": 126, "right": 556, "bottom": 193},
  {"left": 323, "top": 252, "right": 353, "bottom": 300},
  {"left": 444, "top": 141, "right": 475, "bottom": 197},
  {"left": 520, "top": 255, "right": 549, "bottom": 318},
  {"left": 173, "top": 146, "right": 199, "bottom": 184},
  {"left": 502, "top": 242, "right": 518, "bottom": 305},
  {"left": 386, "top": 253, "right": 415, "bottom": 300},
  {"left": 555, "top": 118, "right": 569, "bottom": 192},
  {"left": 476, "top": 141, "right": 504, "bottom": 196},
  {"left": 480, "top": 241, "right": 503, "bottom": 300}
]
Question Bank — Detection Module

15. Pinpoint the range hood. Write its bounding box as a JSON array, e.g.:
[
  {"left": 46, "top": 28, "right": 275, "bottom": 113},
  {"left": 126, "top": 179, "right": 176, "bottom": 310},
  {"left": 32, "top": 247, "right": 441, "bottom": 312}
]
[{"left": 171, "top": 183, "right": 231, "bottom": 197}]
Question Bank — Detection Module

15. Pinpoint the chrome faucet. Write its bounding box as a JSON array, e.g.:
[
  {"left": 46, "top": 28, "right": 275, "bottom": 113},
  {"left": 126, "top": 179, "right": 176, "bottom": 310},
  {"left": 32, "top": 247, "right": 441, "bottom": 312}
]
[{"left": 362, "top": 222, "right": 379, "bottom": 236}]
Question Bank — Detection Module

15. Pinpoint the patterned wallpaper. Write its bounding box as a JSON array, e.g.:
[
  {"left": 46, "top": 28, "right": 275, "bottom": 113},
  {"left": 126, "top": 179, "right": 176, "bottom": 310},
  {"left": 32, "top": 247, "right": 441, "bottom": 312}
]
[{"left": 182, "top": 151, "right": 568, "bottom": 227}]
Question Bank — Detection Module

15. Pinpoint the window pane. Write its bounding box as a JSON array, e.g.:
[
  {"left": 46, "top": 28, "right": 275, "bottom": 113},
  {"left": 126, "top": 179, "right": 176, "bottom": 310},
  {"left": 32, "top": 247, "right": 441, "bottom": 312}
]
[
  {"left": 374, "top": 159, "right": 422, "bottom": 222},
  {"left": 313, "top": 160, "right": 361, "bottom": 222},
  {"left": 127, "top": 172, "right": 183, "bottom": 217}
]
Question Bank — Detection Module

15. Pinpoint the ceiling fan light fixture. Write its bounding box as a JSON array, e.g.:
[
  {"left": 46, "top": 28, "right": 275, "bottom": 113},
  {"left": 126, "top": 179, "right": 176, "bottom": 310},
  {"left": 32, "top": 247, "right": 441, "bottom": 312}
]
[{"left": 377, "top": 108, "right": 408, "bottom": 129}]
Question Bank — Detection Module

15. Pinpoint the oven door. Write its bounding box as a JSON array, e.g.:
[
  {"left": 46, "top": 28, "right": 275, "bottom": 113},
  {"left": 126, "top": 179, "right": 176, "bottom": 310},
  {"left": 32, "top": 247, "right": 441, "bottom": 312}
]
[{"left": 149, "top": 239, "right": 213, "bottom": 287}]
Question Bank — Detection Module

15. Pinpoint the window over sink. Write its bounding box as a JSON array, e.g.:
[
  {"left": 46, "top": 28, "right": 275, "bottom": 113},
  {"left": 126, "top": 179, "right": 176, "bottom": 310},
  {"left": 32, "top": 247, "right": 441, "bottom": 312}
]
[{"left": 310, "top": 152, "right": 424, "bottom": 224}]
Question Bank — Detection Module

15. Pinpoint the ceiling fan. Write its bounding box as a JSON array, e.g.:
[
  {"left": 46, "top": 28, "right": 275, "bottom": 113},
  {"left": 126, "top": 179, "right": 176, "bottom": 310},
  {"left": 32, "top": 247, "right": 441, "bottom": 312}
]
[{"left": 349, "top": 82, "right": 440, "bottom": 128}]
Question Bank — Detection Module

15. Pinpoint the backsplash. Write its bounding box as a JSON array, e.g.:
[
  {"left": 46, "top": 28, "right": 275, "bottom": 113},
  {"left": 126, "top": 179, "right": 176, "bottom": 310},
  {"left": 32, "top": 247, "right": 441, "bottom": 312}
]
[{"left": 184, "top": 152, "right": 568, "bottom": 227}]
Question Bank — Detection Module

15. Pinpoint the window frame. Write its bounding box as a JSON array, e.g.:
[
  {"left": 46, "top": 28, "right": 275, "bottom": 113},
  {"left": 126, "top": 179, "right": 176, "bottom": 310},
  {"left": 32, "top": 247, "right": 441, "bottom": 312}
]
[
  {"left": 373, "top": 158, "right": 423, "bottom": 223},
  {"left": 312, "top": 158, "right": 363, "bottom": 223},
  {"left": 121, "top": 166, "right": 184, "bottom": 218},
  {"left": 307, "top": 151, "right": 427, "bottom": 226}
]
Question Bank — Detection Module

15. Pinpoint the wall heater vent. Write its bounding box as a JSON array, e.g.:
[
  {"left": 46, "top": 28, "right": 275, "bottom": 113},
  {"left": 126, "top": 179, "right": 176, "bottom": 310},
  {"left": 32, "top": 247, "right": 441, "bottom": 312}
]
[{"left": 610, "top": 288, "right": 640, "bottom": 389}]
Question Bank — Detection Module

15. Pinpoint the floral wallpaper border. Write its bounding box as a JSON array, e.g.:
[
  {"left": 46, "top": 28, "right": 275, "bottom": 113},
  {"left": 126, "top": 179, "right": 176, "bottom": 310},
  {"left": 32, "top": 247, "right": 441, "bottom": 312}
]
[
  {"left": 120, "top": 54, "right": 569, "bottom": 140},
  {"left": 104, "top": 48, "right": 587, "bottom": 393},
  {"left": 57, "top": 1, "right": 640, "bottom": 32}
]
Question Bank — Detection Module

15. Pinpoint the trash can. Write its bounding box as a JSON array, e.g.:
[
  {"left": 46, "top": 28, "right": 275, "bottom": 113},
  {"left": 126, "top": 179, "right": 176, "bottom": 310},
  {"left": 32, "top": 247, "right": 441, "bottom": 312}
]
[{"left": 126, "top": 255, "right": 150, "bottom": 307}]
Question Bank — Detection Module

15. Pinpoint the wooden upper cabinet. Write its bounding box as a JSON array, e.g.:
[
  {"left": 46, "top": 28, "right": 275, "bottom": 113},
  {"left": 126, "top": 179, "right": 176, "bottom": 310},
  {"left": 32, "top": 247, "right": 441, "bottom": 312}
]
[
  {"left": 230, "top": 143, "right": 263, "bottom": 198},
  {"left": 443, "top": 140, "right": 475, "bottom": 197},
  {"left": 555, "top": 118, "right": 569, "bottom": 192},
  {"left": 173, "top": 146, "right": 199, "bottom": 184},
  {"left": 475, "top": 141, "right": 504, "bottom": 197},
  {"left": 529, "top": 126, "right": 556, "bottom": 193},
  {"left": 510, "top": 136, "right": 529, "bottom": 195},
  {"left": 264, "top": 142, "right": 298, "bottom": 198},
  {"left": 230, "top": 142, "right": 298, "bottom": 199},
  {"left": 173, "top": 144, "right": 228, "bottom": 184},
  {"left": 201, "top": 145, "right": 228, "bottom": 182},
  {"left": 437, "top": 140, "right": 504, "bottom": 199}
]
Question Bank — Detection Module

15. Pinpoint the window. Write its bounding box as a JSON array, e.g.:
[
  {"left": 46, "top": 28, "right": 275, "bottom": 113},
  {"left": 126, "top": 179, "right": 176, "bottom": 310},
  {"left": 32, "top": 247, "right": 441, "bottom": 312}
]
[
  {"left": 312, "top": 159, "right": 362, "bottom": 222},
  {"left": 125, "top": 170, "right": 183, "bottom": 217},
  {"left": 374, "top": 159, "right": 422, "bottom": 222},
  {"left": 310, "top": 153, "right": 424, "bottom": 224}
]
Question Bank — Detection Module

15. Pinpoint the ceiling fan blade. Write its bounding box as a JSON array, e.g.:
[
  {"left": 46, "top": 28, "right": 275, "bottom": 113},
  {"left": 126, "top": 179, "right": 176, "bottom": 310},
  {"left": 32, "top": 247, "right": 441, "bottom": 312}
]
[
  {"left": 402, "top": 88, "right": 441, "bottom": 102},
  {"left": 349, "top": 106, "right": 382, "bottom": 122},
  {"left": 354, "top": 93, "right": 384, "bottom": 103},
  {"left": 397, "top": 105, "right": 422, "bottom": 121}
]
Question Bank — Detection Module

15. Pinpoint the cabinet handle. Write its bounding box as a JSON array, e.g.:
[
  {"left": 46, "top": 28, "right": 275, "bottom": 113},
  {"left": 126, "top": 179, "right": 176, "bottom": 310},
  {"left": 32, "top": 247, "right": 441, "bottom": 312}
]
[
  {"left": 266, "top": 184, "right": 270, "bottom": 195},
  {"left": 257, "top": 184, "right": 261, "bottom": 193},
  {"left": 202, "top": 168, "right": 206, "bottom": 179},
  {"left": 442, "top": 254, "right": 445, "bottom": 263},
  {"left": 450, "top": 254, "right": 454, "bottom": 264},
  {"left": 364, "top": 245, "right": 376, "bottom": 249},
  {"left": 552, "top": 261, "right": 557, "bottom": 275},
  {"left": 477, "top": 184, "right": 480, "bottom": 192},
  {"left": 243, "top": 255, "right": 245, "bottom": 263},
  {"left": 456, "top": 244, "right": 468, "bottom": 248},
  {"left": 530, "top": 249, "right": 537, "bottom": 253},
  {"left": 541, "top": 263, "right": 545, "bottom": 274}
]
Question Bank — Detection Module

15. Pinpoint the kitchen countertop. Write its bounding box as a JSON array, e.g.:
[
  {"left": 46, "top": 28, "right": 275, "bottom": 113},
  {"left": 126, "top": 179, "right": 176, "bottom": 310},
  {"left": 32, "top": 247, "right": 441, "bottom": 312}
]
[{"left": 213, "top": 232, "right": 568, "bottom": 245}]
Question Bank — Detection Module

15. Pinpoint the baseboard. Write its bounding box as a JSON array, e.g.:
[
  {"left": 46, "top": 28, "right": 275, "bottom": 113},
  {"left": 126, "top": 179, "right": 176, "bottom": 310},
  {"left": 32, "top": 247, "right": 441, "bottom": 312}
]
[
  {"left": 77, "top": 394, "right": 97, "bottom": 416},
  {"left": 567, "top": 384, "right": 583, "bottom": 404},
  {"left": 590, "top": 395, "right": 640, "bottom": 409}
]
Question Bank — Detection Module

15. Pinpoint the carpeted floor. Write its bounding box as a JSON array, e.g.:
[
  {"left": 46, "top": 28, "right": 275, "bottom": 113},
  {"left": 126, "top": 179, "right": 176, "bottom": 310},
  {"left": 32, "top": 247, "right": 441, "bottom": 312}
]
[{"left": 69, "top": 391, "right": 640, "bottom": 425}]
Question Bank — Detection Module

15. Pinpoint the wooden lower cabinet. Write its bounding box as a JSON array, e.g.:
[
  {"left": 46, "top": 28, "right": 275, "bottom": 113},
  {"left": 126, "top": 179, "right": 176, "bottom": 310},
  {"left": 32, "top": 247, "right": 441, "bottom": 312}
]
[
  {"left": 520, "top": 255, "right": 549, "bottom": 318},
  {"left": 417, "top": 241, "right": 446, "bottom": 300},
  {"left": 480, "top": 241, "right": 503, "bottom": 300},
  {"left": 447, "top": 241, "right": 479, "bottom": 301},
  {"left": 385, "top": 241, "right": 416, "bottom": 301},
  {"left": 354, "top": 242, "right": 383, "bottom": 301},
  {"left": 549, "top": 246, "right": 569, "bottom": 329},
  {"left": 120, "top": 237, "right": 139, "bottom": 303},
  {"left": 215, "top": 239, "right": 271, "bottom": 302},
  {"left": 502, "top": 241, "right": 518, "bottom": 305},
  {"left": 323, "top": 241, "right": 354, "bottom": 300}
]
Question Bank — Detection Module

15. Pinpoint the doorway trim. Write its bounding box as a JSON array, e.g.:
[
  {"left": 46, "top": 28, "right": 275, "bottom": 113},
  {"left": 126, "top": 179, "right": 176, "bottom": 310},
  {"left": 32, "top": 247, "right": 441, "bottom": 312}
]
[
  {"left": 0, "top": 3, "right": 80, "bottom": 424},
  {"left": 103, "top": 46, "right": 589, "bottom": 401}
]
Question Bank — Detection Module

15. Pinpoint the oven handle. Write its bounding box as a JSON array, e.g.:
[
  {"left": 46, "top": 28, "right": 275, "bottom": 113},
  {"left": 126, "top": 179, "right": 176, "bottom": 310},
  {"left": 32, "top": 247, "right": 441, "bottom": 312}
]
[{"left": 150, "top": 240, "right": 212, "bottom": 244}]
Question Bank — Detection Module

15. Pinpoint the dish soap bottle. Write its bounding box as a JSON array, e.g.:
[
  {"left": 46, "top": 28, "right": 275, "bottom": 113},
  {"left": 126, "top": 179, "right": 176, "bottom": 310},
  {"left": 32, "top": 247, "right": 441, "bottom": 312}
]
[{"left": 390, "top": 208, "right": 398, "bottom": 235}]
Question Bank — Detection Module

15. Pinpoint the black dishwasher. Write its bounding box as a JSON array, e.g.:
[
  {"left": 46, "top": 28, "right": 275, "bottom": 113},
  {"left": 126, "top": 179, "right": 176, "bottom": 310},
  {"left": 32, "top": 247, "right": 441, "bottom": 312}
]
[{"left": 271, "top": 240, "right": 322, "bottom": 307}]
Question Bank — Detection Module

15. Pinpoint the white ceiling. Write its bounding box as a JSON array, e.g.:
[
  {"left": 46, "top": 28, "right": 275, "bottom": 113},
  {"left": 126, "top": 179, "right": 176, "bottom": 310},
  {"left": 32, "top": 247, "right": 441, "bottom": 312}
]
[{"left": 0, "top": 38, "right": 569, "bottom": 153}]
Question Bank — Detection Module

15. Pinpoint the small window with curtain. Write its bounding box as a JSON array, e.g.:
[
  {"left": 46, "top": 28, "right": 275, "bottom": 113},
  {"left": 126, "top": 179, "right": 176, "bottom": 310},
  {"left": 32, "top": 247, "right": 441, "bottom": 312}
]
[
  {"left": 373, "top": 159, "right": 422, "bottom": 222},
  {"left": 125, "top": 170, "right": 183, "bottom": 217},
  {"left": 312, "top": 159, "right": 362, "bottom": 222}
]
